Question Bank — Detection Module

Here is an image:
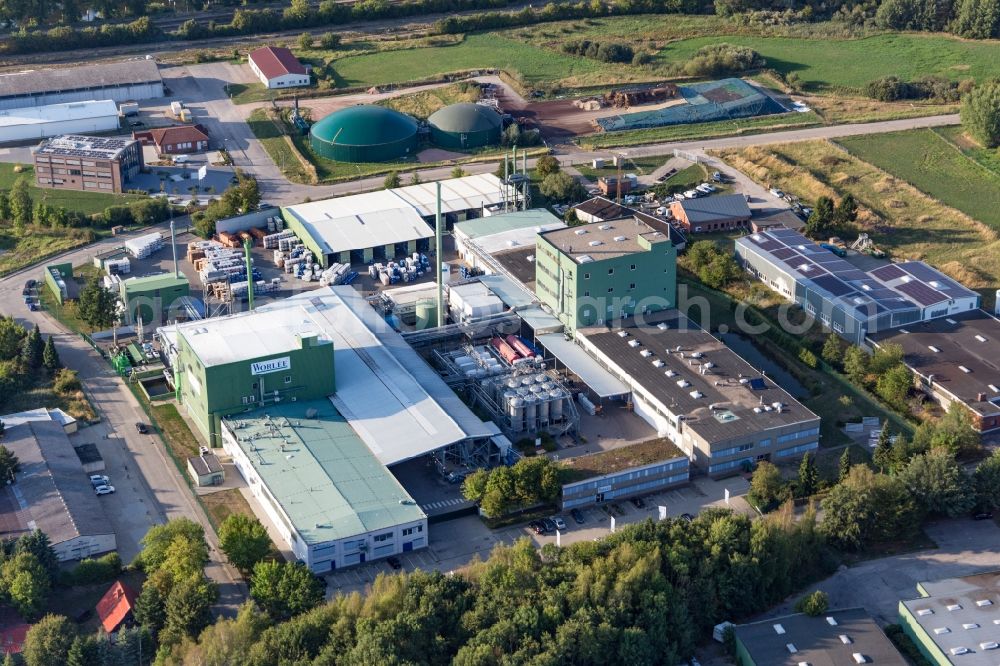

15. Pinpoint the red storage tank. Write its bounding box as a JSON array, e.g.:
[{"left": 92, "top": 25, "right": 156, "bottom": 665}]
[
  {"left": 491, "top": 337, "right": 520, "bottom": 365},
  {"left": 506, "top": 335, "right": 535, "bottom": 358}
]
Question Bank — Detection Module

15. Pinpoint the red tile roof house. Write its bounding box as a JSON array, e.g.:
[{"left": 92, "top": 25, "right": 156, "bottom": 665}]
[
  {"left": 96, "top": 581, "right": 138, "bottom": 635},
  {"left": 0, "top": 622, "right": 28, "bottom": 655},
  {"left": 132, "top": 124, "right": 210, "bottom": 155},
  {"left": 248, "top": 46, "right": 311, "bottom": 89}
]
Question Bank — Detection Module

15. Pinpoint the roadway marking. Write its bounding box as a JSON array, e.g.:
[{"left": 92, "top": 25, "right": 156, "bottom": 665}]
[{"left": 421, "top": 497, "right": 468, "bottom": 511}]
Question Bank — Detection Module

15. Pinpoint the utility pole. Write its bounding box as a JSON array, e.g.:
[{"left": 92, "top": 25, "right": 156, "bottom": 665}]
[
  {"left": 435, "top": 181, "right": 444, "bottom": 328},
  {"left": 244, "top": 237, "right": 254, "bottom": 312}
]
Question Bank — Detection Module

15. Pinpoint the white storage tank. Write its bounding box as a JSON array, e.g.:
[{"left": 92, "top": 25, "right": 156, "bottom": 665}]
[
  {"left": 523, "top": 394, "right": 537, "bottom": 427},
  {"left": 537, "top": 396, "right": 549, "bottom": 422},
  {"left": 549, "top": 390, "right": 564, "bottom": 420}
]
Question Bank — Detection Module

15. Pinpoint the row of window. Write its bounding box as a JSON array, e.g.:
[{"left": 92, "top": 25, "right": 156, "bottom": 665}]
[
  {"left": 402, "top": 525, "right": 423, "bottom": 536},
  {"left": 708, "top": 458, "right": 751, "bottom": 474},
  {"left": 777, "top": 427, "right": 820, "bottom": 444},
  {"left": 713, "top": 442, "right": 754, "bottom": 458},
  {"left": 775, "top": 441, "right": 819, "bottom": 457},
  {"left": 564, "top": 458, "right": 689, "bottom": 492},
  {"left": 582, "top": 264, "right": 639, "bottom": 280}
]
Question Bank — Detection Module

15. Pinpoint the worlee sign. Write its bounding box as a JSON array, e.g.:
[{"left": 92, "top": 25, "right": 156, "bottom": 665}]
[{"left": 250, "top": 357, "right": 291, "bottom": 376}]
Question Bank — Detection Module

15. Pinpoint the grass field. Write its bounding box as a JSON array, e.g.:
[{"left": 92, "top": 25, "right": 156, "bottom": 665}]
[
  {"left": 658, "top": 34, "right": 1000, "bottom": 93},
  {"left": 574, "top": 155, "right": 668, "bottom": 180},
  {"left": 714, "top": 140, "right": 1000, "bottom": 303},
  {"left": 246, "top": 108, "right": 315, "bottom": 184},
  {"left": 837, "top": 129, "right": 1000, "bottom": 231},
  {"left": 332, "top": 33, "right": 626, "bottom": 90},
  {"left": 936, "top": 125, "right": 1000, "bottom": 175}
]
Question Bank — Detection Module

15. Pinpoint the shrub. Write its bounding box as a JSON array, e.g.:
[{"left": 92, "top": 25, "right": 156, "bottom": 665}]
[
  {"left": 682, "top": 43, "right": 765, "bottom": 77},
  {"left": 53, "top": 369, "right": 82, "bottom": 396},
  {"left": 794, "top": 590, "right": 829, "bottom": 616},
  {"left": 62, "top": 553, "right": 122, "bottom": 586}
]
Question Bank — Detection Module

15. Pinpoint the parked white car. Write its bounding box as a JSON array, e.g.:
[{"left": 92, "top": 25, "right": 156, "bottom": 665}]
[
  {"left": 94, "top": 485, "right": 115, "bottom": 496},
  {"left": 769, "top": 187, "right": 784, "bottom": 198},
  {"left": 89, "top": 474, "right": 110, "bottom": 488},
  {"left": 683, "top": 190, "right": 701, "bottom": 199}
]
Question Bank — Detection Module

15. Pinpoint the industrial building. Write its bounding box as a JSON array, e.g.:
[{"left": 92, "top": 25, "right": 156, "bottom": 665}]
[
  {"left": 736, "top": 227, "right": 980, "bottom": 344},
  {"left": 428, "top": 103, "right": 503, "bottom": 150},
  {"left": 118, "top": 273, "right": 190, "bottom": 326},
  {"left": 575, "top": 310, "right": 821, "bottom": 476},
  {"left": 186, "top": 453, "right": 224, "bottom": 487},
  {"left": 535, "top": 217, "right": 677, "bottom": 330},
  {"left": 0, "top": 59, "right": 163, "bottom": 110},
  {"left": 0, "top": 100, "right": 119, "bottom": 144},
  {"left": 572, "top": 197, "right": 687, "bottom": 249},
  {"left": 44, "top": 262, "right": 78, "bottom": 305},
  {"left": 248, "top": 46, "right": 310, "bottom": 89},
  {"left": 453, "top": 209, "right": 565, "bottom": 275},
  {"left": 560, "top": 438, "right": 689, "bottom": 509},
  {"left": 169, "top": 306, "right": 337, "bottom": 447},
  {"left": 3, "top": 420, "right": 117, "bottom": 561},
  {"left": 132, "top": 124, "right": 209, "bottom": 155},
  {"left": 33, "top": 135, "right": 144, "bottom": 194},
  {"left": 221, "top": 400, "right": 427, "bottom": 572},
  {"left": 309, "top": 105, "right": 418, "bottom": 163},
  {"left": 898, "top": 571, "right": 1000, "bottom": 665},
  {"left": 281, "top": 173, "right": 511, "bottom": 267},
  {"left": 870, "top": 310, "right": 1000, "bottom": 433},
  {"left": 733, "top": 608, "right": 906, "bottom": 666},
  {"left": 669, "top": 193, "right": 752, "bottom": 234}
]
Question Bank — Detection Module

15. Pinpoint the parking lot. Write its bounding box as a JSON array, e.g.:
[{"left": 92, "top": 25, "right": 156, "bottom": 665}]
[{"left": 323, "top": 473, "right": 751, "bottom": 596}]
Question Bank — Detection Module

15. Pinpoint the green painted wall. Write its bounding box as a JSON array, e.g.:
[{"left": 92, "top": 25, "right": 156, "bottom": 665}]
[
  {"left": 44, "top": 262, "right": 73, "bottom": 306},
  {"left": 534, "top": 234, "right": 676, "bottom": 331},
  {"left": 282, "top": 209, "right": 329, "bottom": 268},
  {"left": 898, "top": 602, "right": 950, "bottom": 666},
  {"left": 121, "top": 279, "right": 190, "bottom": 325},
  {"left": 733, "top": 635, "right": 756, "bottom": 666},
  {"left": 177, "top": 333, "right": 336, "bottom": 447}
]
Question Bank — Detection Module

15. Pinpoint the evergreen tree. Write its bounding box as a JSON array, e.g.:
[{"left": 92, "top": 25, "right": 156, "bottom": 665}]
[
  {"left": 873, "top": 426, "right": 894, "bottom": 473},
  {"left": 19, "top": 326, "right": 42, "bottom": 369},
  {"left": 66, "top": 634, "right": 101, "bottom": 666},
  {"left": 0, "top": 445, "right": 20, "bottom": 484},
  {"left": 797, "top": 452, "right": 819, "bottom": 497},
  {"left": 42, "top": 336, "right": 60, "bottom": 372},
  {"left": 76, "top": 277, "right": 117, "bottom": 330},
  {"left": 821, "top": 333, "right": 844, "bottom": 367},
  {"left": 134, "top": 583, "right": 166, "bottom": 636},
  {"left": 838, "top": 448, "right": 852, "bottom": 482}
]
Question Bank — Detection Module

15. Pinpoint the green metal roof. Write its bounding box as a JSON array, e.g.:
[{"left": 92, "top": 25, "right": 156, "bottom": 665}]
[
  {"left": 310, "top": 105, "right": 418, "bottom": 147},
  {"left": 453, "top": 209, "right": 562, "bottom": 240},
  {"left": 121, "top": 273, "right": 189, "bottom": 294},
  {"left": 222, "top": 400, "right": 424, "bottom": 545},
  {"left": 428, "top": 103, "right": 502, "bottom": 134}
]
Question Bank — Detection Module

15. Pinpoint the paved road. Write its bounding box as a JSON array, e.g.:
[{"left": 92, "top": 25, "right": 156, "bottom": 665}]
[{"left": 1, "top": 227, "right": 246, "bottom": 615}]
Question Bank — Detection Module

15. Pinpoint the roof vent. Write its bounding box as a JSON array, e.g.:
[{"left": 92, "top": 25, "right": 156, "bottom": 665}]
[
  {"left": 628, "top": 339, "right": 641, "bottom": 348},
  {"left": 959, "top": 366, "right": 971, "bottom": 373},
  {"left": 946, "top": 317, "right": 958, "bottom": 324},
  {"left": 917, "top": 609, "right": 934, "bottom": 616},
  {"left": 617, "top": 330, "right": 629, "bottom": 338},
  {"left": 934, "top": 628, "right": 951, "bottom": 635},
  {"left": 656, "top": 322, "right": 669, "bottom": 330},
  {"left": 574, "top": 229, "right": 587, "bottom": 235},
  {"left": 614, "top": 235, "right": 627, "bottom": 242},
  {"left": 976, "top": 599, "right": 993, "bottom": 607},
  {"left": 852, "top": 654, "right": 867, "bottom": 664},
  {"left": 928, "top": 345, "right": 941, "bottom": 353},
  {"left": 826, "top": 617, "right": 838, "bottom": 626},
  {"left": 665, "top": 370, "right": 677, "bottom": 378},
  {"left": 640, "top": 349, "right": 652, "bottom": 357},
  {"left": 963, "top": 623, "right": 979, "bottom": 630},
  {"left": 786, "top": 643, "right": 797, "bottom": 654},
  {"left": 773, "top": 624, "right": 786, "bottom": 635},
  {"left": 950, "top": 647, "right": 970, "bottom": 656},
  {"left": 676, "top": 379, "right": 690, "bottom": 388},
  {"left": 980, "top": 641, "right": 999, "bottom": 650},
  {"left": 652, "top": 360, "right": 665, "bottom": 368},
  {"left": 839, "top": 635, "right": 852, "bottom": 644},
  {"left": 689, "top": 390, "right": 704, "bottom": 399},
  {"left": 976, "top": 334, "right": 987, "bottom": 342},
  {"left": 598, "top": 224, "right": 612, "bottom": 230}
]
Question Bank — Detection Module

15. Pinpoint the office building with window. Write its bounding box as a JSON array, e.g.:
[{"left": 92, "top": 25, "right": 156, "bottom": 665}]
[
  {"left": 575, "top": 310, "right": 821, "bottom": 476},
  {"left": 534, "top": 218, "right": 677, "bottom": 331},
  {"left": 33, "top": 134, "right": 143, "bottom": 193}
]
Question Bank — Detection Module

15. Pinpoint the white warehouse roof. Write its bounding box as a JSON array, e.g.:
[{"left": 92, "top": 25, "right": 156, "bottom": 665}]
[
  {"left": 281, "top": 173, "right": 509, "bottom": 256},
  {"left": 0, "top": 99, "right": 118, "bottom": 128},
  {"left": 256, "top": 287, "right": 497, "bottom": 465}
]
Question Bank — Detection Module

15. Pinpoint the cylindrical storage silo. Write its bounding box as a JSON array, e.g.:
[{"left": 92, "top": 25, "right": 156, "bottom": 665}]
[
  {"left": 523, "top": 394, "right": 537, "bottom": 428},
  {"left": 309, "top": 105, "right": 419, "bottom": 163},
  {"left": 549, "top": 390, "right": 564, "bottom": 420},
  {"left": 428, "top": 103, "right": 503, "bottom": 150},
  {"left": 537, "top": 396, "right": 549, "bottom": 423},
  {"left": 415, "top": 299, "right": 438, "bottom": 330}
]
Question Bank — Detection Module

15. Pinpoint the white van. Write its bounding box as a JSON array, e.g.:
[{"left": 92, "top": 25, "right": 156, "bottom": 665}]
[{"left": 173, "top": 154, "right": 190, "bottom": 164}]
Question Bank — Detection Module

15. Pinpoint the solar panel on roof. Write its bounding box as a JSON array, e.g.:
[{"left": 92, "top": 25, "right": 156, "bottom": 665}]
[
  {"left": 758, "top": 240, "right": 783, "bottom": 252},
  {"left": 897, "top": 262, "right": 947, "bottom": 283},
  {"left": 871, "top": 264, "right": 906, "bottom": 281},
  {"left": 812, "top": 274, "right": 854, "bottom": 297},
  {"left": 896, "top": 280, "right": 947, "bottom": 307},
  {"left": 771, "top": 247, "right": 798, "bottom": 261}
]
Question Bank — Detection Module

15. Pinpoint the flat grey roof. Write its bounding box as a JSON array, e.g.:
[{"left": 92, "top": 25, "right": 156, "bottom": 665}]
[
  {"left": 4, "top": 421, "right": 114, "bottom": 545},
  {"left": 537, "top": 333, "right": 629, "bottom": 398},
  {"left": 735, "top": 608, "right": 906, "bottom": 666},
  {"left": 491, "top": 246, "right": 538, "bottom": 289},
  {"left": 539, "top": 217, "right": 670, "bottom": 264},
  {"left": 901, "top": 571, "right": 1000, "bottom": 665},
  {"left": 673, "top": 193, "right": 751, "bottom": 223},
  {"left": 222, "top": 400, "right": 424, "bottom": 545},
  {"left": 573, "top": 196, "right": 631, "bottom": 220},
  {"left": 870, "top": 310, "right": 1000, "bottom": 419},
  {"left": 187, "top": 454, "right": 223, "bottom": 475},
  {"left": 0, "top": 60, "right": 161, "bottom": 100},
  {"left": 579, "top": 310, "right": 818, "bottom": 442}
]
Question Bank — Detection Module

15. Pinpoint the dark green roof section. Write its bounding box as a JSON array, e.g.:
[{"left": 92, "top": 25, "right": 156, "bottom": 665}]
[
  {"left": 310, "top": 105, "right": 418, "bottom": 147},
  {"left": 428, "top": 103, "right": 502, "bottom": 134}
]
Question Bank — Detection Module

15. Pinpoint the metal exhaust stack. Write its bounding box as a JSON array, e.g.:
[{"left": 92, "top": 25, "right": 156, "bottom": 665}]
[
  {"left": 244, "top": 237, "right": 254, "bottom": 312},
  {"left": 170, "top": 218, "right": 179, "bottom": 278},
  {"left": 436, "top": 181, "right": 444, "bottom": 328}
]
